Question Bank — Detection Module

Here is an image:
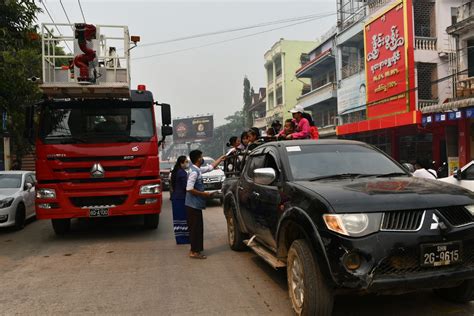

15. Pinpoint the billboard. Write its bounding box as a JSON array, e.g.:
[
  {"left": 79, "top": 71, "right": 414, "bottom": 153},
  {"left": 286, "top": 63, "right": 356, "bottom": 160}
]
[
  {"left": 337, "top": 72, "right": 366, "bottom": 115},
  {"left": 173, "top": 115, "right": 213, "bottom": 143},
  {"left": 364, "top": 0, "right": 415, "bottom": 119}
]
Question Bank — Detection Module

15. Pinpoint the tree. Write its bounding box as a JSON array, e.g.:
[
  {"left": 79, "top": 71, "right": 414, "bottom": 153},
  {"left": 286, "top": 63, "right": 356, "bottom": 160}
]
[
  {"left": 199, "top": 111, "right": 245, "bottom": 158},
  {"left": 0, "top": 0, "right": 42, "bottom": 169},
  {"left": 242, "top": 76, "right": 254, "bottom": 129}
]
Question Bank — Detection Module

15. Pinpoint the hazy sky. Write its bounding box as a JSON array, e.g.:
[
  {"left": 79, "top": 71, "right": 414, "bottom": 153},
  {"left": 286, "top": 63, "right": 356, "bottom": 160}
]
[{"left": 37, "top": 0, "right": 336, "bottom": 126}]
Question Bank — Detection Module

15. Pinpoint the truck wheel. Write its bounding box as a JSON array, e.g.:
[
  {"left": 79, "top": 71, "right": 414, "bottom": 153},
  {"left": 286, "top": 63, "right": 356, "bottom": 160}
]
[
  {"left": 287, "top": 239, "right": 333, "bottom": 316},
  {"left": 226, "top": 204, "right": 246, "bottom": 251},
  {"left": 14, "top": 203, "right": 26, "bottom": 230},
  {"left": 144, "top": 214, "right": 159, "bottom": 229},
  {"left": 51, "top": 219, "right": 71, "bottom": 235},
  {"left": 434, "top": 279, "right": 474, "bottom": 303}
]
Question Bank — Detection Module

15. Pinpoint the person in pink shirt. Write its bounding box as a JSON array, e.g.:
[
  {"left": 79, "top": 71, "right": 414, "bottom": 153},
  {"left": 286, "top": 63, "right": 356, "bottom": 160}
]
[{"left": 286, "top": 105, "right": 310, "bottom": 139}]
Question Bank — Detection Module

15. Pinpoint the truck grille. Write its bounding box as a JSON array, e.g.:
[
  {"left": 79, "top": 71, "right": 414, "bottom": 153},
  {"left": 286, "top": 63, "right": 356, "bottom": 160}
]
[
  {"left": 381, "top": 210, "right": 424, "bottom": 231},
  {"left": 70, "top": 195, "right": 127, "bottom": 208},
  {"left": 437, "top": 206, "right": 474, "bottom": 227},
  {"left": 55, "top": 166, "right": 140, "bottom": 173},
  {"left": 374, "top": 240, "right": 474, "bottom": 277}
]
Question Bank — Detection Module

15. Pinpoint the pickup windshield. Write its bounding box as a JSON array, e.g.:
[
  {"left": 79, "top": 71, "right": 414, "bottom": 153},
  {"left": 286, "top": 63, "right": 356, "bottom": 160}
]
[
  {"left": 287, "top": 144, "right": 407, "bottom": 181},
  {"left": 39, "top": 100, "right": 154, "bottom": 144}
]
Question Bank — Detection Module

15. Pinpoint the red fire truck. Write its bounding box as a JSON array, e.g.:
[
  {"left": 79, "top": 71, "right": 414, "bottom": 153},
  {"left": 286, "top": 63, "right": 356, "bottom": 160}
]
[{"left": 28, "top": 23, "right": 172, "bottom": 235}]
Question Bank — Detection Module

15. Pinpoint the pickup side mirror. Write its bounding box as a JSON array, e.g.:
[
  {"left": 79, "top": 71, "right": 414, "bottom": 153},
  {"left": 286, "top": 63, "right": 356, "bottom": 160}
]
[
  {"left": 161, "top": 125, "right": 173, "bottom": 137},
  {"left": 454, "top": 168, "right": 462, "bottom": 180},
  {"left": 253, "top": 168, "right": 276, "bottom": 186}
]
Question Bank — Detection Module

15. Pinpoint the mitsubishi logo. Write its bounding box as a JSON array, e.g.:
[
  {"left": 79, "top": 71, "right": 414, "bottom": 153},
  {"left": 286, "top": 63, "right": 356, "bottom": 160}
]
[{"left": 91, "top": 163, "right": 105, "bottom": 178}]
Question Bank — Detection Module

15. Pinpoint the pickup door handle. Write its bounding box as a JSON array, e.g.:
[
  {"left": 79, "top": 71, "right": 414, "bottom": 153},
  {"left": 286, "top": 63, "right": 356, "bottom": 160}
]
[{"left": 252, "top": 192, "right": 260, "bottom": 198}]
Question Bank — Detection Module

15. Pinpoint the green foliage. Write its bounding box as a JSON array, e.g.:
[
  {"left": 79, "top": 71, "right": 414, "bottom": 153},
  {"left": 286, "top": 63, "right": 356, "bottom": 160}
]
[
  {"left": 242, "top": 76, "right": 254, "bottom": 129},
  {"left": 199, "top": 111, "right": 245, "bottom": 159},
  {"left": 0, "top": 0, "right": 42, "bottom": 167}
]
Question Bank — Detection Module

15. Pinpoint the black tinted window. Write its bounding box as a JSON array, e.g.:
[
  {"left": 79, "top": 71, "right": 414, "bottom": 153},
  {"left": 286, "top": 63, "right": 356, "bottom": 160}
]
[
  {"left": 464, "top": 165, "right": 474, "bottom": 180},
  {"left": 246, "top": 155, "right": 265, "bottom": 179},
  {"left": 286, "top": 144, "right": 404, "bottom": 180}
]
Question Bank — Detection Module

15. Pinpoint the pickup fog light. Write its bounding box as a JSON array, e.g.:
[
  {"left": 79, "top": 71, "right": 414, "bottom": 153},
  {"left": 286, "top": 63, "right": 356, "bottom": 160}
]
[
  {"left": 140, "top": 184, "right": 161, "bottom": 195},
  {"left": 145, "top": 198, "right": 158, "bottom": 204},
  {"left": 0, "top": 198, "right": 14, "bottom": 209},
  {"left": 323, "top": 213, "right": 382, "bottom": 237},
  {"left": 36, "top": 189, "right": 56, "bottom": 199},
  {"left": 465, "top": 204, "right": 474, "bottom": 216},
  {"left": 343, "top": 252, "right": 361, "bottom": 270},
  {"left": 0, "top": 214, "right": 8, "bottom": 222}
]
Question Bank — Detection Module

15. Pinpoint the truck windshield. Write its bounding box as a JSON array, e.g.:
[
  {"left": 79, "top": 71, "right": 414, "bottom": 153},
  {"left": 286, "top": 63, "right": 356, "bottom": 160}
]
[
  {"left": 39, "top": 100, "right": 154, "bottom": 144},
  {"left": 287, "top": 144, "right": 406, "bottom": 181}
]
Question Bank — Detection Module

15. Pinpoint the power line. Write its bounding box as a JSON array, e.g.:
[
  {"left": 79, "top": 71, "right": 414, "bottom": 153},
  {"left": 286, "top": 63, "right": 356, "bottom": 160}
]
[
  {"left": 59, "top": 0, "right": 72, "bottom": 25},
  {"left": 39, "top": 0, "right": 73, "bottom": 54},
  {"left": 134, "top": 14, "right": 335, "bottom": 60},
  {"left": 78, "top": 0, "right": 86, "bottom": 23},
  {"left": 139, "top": 12, "right": 336, "bottom": 48}
]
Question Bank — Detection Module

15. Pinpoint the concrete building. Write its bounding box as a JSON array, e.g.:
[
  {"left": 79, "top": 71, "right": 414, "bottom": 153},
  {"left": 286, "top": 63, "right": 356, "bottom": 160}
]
[
  {"left": 335, "top": 0, "right": 471, "bottom": 173},
  {"left": 248, "top": 88, "right": 267, "bottom": 130},
  {"left": 264, "top": 39, "right": 317, "bottom": 125},
  {"left": 295, "top": 28, "right": 338, "bottom": 138}
]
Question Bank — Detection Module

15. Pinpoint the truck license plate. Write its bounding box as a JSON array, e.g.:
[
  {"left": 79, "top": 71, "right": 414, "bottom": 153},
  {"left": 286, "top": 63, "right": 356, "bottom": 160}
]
[
  {"left": 89, "top": 208, "right": 109, "bottom": 217},
  {"left": 421, "top": 242, "right": 462, "bottom": 267}
]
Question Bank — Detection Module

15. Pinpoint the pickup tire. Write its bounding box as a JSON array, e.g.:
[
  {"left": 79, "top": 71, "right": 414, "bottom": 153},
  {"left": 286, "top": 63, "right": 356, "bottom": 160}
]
[
  {"left": 51, "top": 219, "right": 71, "bottom": 235},
  {"left": 226, "top": 203, "right": 246, "bottom": 251},
  {"left": 434, "top": 279, "right": 474, "bottom": 303},
  {"left": 287, "top": 239, "right": 333, "bottom": 316},
  {"left": 144, "top": 213, "right": 160, "bottom": 229}
]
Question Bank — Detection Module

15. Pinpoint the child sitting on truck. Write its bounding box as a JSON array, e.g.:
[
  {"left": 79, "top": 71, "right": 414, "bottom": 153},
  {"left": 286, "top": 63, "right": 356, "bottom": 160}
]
[{"left": 277, "top": 119, "right": 296, "bottom": 140}]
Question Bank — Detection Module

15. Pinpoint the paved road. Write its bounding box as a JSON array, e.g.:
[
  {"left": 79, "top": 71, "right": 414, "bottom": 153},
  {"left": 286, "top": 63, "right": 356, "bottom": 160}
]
[{"left": 0, "top": 193, "right": 473, "bottom": 315}]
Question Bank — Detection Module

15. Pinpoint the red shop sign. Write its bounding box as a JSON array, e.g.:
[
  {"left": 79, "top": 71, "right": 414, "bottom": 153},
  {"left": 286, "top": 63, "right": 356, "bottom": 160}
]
[{"left": 364, "top": 0, "right": 415, "bottom": 119}]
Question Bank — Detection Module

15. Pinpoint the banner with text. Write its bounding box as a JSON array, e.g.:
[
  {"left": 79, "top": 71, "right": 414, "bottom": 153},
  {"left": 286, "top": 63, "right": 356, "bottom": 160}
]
[{"left": 173, "top": 115, "right": 214, "bottom": 144}]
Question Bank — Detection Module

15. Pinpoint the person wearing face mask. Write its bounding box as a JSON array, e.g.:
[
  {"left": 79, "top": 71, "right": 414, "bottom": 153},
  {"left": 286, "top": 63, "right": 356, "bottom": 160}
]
[
  {"left": 170, "top": 156, "right": 190, "bottom": 244},
  {"left": 185, "top": 150, "right": 226, "bottom": 259}
]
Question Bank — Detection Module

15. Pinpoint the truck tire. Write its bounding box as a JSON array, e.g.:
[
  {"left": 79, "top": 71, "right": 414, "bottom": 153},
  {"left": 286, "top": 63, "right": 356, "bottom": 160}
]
[
  {"left": 287, "top": 239, "right": 333, "bottom": 316},
  {"left": 434, "top": 279, "right": 474, "bottom": 303},
  {"left": 14, "top": 203, "right": 26, "bottom": 230},
  {"left": 144, "top": 213, "right": 159, "bottom": 229},
  {"left": 51, "top": 219, "right": 71, "bottom": 235},
  {"left": 226, "top": 203, "right": 246, "bottom": 251}
]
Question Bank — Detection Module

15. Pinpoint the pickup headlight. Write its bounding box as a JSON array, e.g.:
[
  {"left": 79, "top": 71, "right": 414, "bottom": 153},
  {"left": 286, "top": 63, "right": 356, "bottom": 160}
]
[
  {"left": 323, "top": 213, "right": 383, "bottom": 237},
  {"left": 140, "top": 184, "right": 161, "bottom": 195},
  {"left": 465, "top": 204, "right": 474, "bottom": 216},
  {"left": 36, "top": 189, "right": 56, "bottom": 199},
  {"left": 0, "top": 197, "right": 14, "bottom": 209}
]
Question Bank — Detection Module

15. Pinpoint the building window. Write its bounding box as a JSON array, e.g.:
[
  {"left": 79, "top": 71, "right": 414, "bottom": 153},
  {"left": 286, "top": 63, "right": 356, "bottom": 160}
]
[
  {"left": 414, "top": 0, "right": 436, "bottom": 37},
  {"left": 267, "top": 65, "right": 274, "bottom": 83},
  {"left": 417, "top": 63, "right": 438, "bottom": 100},
  {"left": 276, "top": 87, "right": 283, "bottom": 106},
  {"left": 341, "top": 45, "right": 364, "bottom": 79},
  {"left": 267, "top": 93, "right": 274, "bottom": 109},
  {"left": 275, "top": 57, "right": 282, "bottom": 77},
  {"left": 468, "top": 40, "right": 474, "bottom": 77}
]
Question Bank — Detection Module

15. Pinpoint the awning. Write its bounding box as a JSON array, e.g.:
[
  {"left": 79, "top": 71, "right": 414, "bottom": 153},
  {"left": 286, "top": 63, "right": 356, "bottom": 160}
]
[{"left": 421, "top": 98, "right": 474, "bottom": 114}]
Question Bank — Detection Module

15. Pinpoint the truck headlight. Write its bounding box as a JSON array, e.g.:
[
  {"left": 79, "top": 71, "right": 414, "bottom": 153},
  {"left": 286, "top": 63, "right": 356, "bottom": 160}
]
[
  {"left": 465, "top": 204, "right": 474, "bottom": 216},
  {"left": 36, "top": 189, "right": 56, "bottom": 199},
  {"left": 140, "top": 184, "right": 161, "bottom": 195},
  {"left": 0, "top": 198, "right": 14, "bottom": 209},
  {"left": 323, "top": 213, "right": 382, "bottom": 237}
]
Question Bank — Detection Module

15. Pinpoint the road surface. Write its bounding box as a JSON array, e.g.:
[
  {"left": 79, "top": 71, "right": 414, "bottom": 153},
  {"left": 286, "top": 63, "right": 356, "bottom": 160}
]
[{"left": 0, "top": 193, "right": 473, "bottom": 315}]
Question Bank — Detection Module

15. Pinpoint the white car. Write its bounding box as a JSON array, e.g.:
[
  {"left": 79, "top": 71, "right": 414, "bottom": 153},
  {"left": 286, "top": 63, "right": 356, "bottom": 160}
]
[
  {"left": 439, "top": 160, "right": 474, "bottom": 192},
  {"left": 0, "top": 171, "right": 36, "bottom": 230},
  {"left": 202, "top": 157, "right": 225, "bottom": 204}
]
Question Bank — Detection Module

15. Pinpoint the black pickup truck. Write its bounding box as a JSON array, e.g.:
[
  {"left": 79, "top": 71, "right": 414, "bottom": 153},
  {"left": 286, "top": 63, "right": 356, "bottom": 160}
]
[{"left": 222, "top": 139, "right": 474, "bottom": 315}]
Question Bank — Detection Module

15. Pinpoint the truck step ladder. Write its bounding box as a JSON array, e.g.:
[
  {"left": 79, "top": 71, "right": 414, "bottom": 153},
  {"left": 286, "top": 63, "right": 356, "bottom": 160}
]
[{"left": 244, "top": 238, "right": 286, "bottom": 269}]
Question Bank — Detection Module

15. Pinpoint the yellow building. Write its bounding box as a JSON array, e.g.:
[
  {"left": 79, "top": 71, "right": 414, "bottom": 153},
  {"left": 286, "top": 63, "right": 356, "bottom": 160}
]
[{"left": 264, "top": 39, "right": 317, "bottom": 125}]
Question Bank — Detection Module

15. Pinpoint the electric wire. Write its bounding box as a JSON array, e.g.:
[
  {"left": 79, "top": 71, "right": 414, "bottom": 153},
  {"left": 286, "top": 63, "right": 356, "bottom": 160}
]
[
  {"left": 134, "top": 14, "right": 336, "bottom": 60},
  {"left": 59, "top": 0, "right": 72, "bottom": 26},
  {"left": 39, "top": 0, "right": 73, "bottom": 54},
  {"left": 78, "top": 0, "right": 87, "bottom": 23},
  {"left": 139, "top": 12, "right": 336, "bottom": 48}
]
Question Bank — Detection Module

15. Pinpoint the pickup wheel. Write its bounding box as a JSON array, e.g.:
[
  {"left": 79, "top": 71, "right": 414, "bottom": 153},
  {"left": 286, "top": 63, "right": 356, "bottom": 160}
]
[
  {"left": 226, "top": 204, "right": 246, "bottom": 251},
  {"left": 144, "top": 214, "right": 160, "bottom": 230},
  {"left": 434, "top": 279, "right": 474, "bottom": 303},
  {"left": 51, "top": 219, "right": 71, "bottom": 235},
  {"left": 287, "top": 239, "right": 333, "bottom": 316}
]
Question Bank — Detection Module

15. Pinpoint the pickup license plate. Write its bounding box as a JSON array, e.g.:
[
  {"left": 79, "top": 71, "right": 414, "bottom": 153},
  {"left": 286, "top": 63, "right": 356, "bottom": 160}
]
[
  {"left": 89, "top": 208, "right": 109, "bottom": 217},
  {"left": 421, "top": 242, "right": 462, "bottom": 267}
]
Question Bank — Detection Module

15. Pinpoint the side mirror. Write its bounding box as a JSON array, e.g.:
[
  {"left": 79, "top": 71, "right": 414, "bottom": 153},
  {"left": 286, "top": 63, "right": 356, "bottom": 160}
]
[
  {"left": 402, "top": 163, "right": 414, "bottom": 173},
  {"left": 160, "top": 103, "right": 172, "bottom": 126},
  {"left": 253, "top": 168, "right": 276, "bottom": 186},
  {"left": 454, "top": 168, "right": 462, "bottom": 180},
  {"left": 24, "top": 183, "right": 33, "bottom": 191},
  {"left": 161, "top": 125, "right": 173, "bottom": 137}
]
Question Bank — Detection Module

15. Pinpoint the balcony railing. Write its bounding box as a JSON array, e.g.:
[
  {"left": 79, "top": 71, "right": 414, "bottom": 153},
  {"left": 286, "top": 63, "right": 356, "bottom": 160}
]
[
  {"left": 418, "top": 99, "right": 438, "bottom": 111},
  {"left": 457, "top": 2, "right": 474, "bottom": 23},
  {"left": 368, "top": 0, "right": 392, "bottom": 14},
  {"left": 341, "top": 58, "right": 365, "bottom": 79},
  {"left": 456, "top": 76, "right": 474, "bottom": 98},
  {"left": 415, "top": 37, "right": 437, "bottom": 51}
]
